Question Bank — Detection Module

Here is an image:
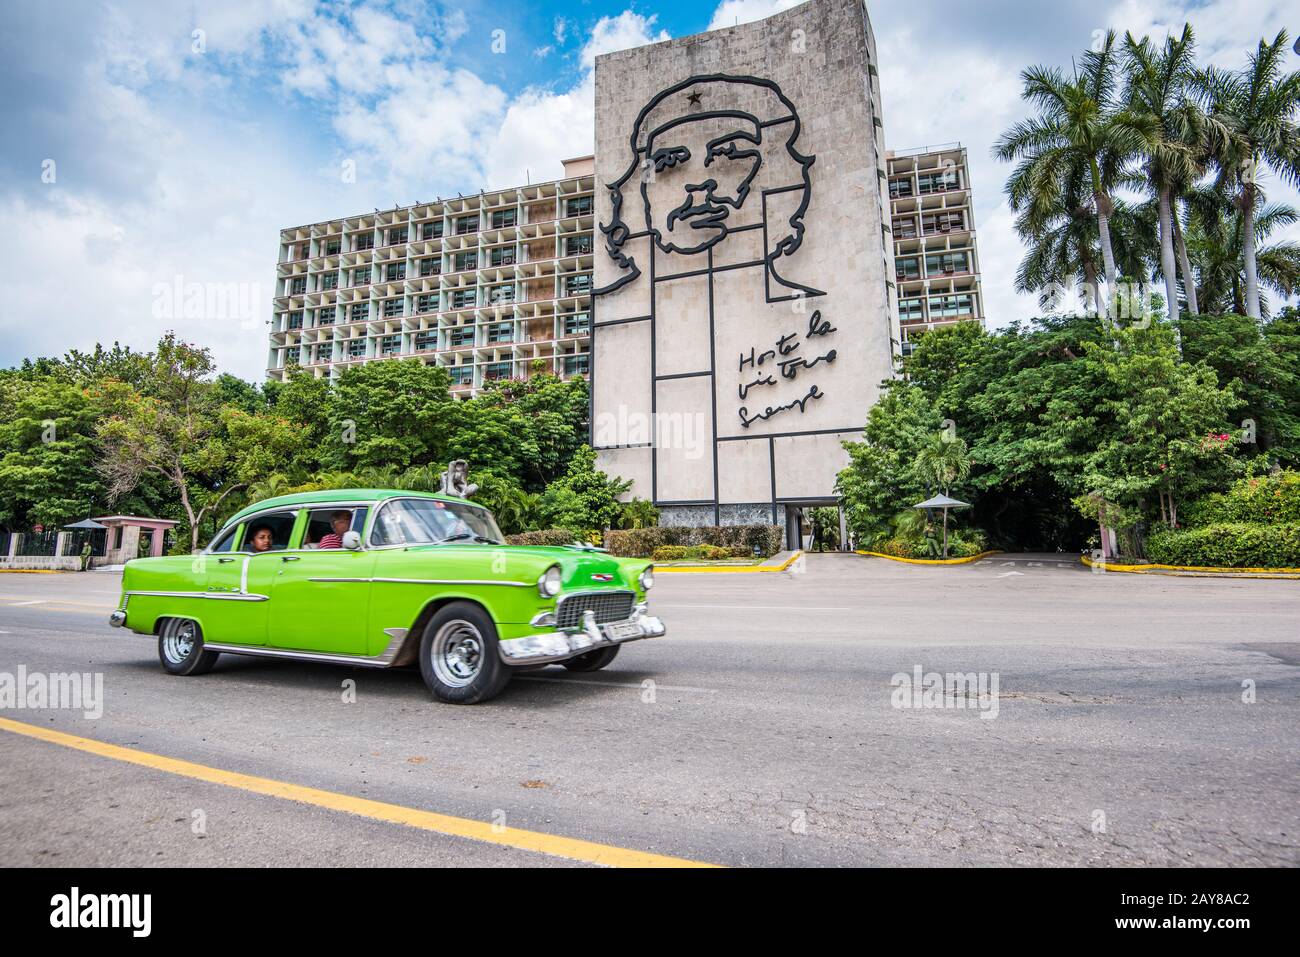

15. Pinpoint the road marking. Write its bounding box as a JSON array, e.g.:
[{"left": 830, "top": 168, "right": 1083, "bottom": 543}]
[
  {"left": 0, "top": 596, "right": 110, "bottom": 611},
  {"left": 657, "top": 604, "right": 854, "bottom": 613},
  {"left": 516, "top": 676, "right": 717, "bottom": 693},
  {"left": 8, "top": 600, "right": 47, "bottom": 606},
  {"left": 996, "top": 572, "right": 1024, "bottom": 578},
  {"left": 0, "top": 717, "right": 718, "bottom": 869}
]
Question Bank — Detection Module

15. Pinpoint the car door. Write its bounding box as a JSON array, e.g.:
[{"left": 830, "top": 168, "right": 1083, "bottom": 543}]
[
  {"left": 198, "top": 521, "right": 273, "bottom": 646},
  {"left": 266, "top": 506, "right": 375, "bottom": 655}
]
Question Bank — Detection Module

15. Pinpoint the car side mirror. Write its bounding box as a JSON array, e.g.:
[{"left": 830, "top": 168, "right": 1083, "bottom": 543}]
[{"left": 341, "top": 531, "right": 362, "bottom": 550}]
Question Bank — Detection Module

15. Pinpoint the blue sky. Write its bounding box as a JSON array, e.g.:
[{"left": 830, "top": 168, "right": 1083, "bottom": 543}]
[{"left": 1, "top": 0, "right": 1296, "bottom": 379}]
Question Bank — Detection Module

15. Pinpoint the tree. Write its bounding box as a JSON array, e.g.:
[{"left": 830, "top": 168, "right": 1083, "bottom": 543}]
[
  {"left": 96, "top": 334, "right": 246, "bottom": 551},
  {"left": 1122, "top": 25, "right": 1205, "bottom": 325},
  {"left": 327, "top": 360, "right": 454, "bottom": 471},
  {"left": 1198, "top": 31, "right": 1300, "bottom": 319},
  {"left": 996, "top": 31, "right": 1154, "bottom": 314},
  {"left": 538, "top": 445, "right": 630, "bottom": 533},
  {"left": 914, "top": 433, "right": 972, "bottom": 557},
  {"left": 1183, "top": 188, "right": 1300, "bottom": 315}
]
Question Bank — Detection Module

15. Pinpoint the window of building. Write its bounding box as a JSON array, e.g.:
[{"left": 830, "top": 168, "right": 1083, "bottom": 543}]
[
  {"left": 895, "top": 257, "right": 920, "bottom": 281},
  {"left": 918, "top": 170, "right": 958, "bottom": 194},
  {"left": 888, "top": 178, "right": 913, "bottom": 199},
  {"left": 285, "top": 346, "right": 300, "bottom": 365},
  {"left": 449, "top": 366, "right": 472, "bottom": 385},
  {"left": 564, "top": 235, "right": 593, "bottom": 256},
  {"left": 385, "top": 262, "right": 406, "bottom": 282},
  {"left": 421, "top": 221, "right": 443, "bottom": 240},
  {"left": 382, "top": 297, "right": 403, "bottom": 318},
  {"left": 562, "top": 313, "right": 590, "bottom": 337},
  {"left": 563, "top": 354, "right": 589, "bottom": 376},
  {"left": 489, "top": 247, "right": 516, "bottom": 267},
  {"left": 379, "top": 334, "right": 401, "bottom": 355},
  {"left": 290, "top": 277, "right": 306, "bottom": 295},
  {"left": 454, "top": 252, "right": 478, "bottom": 272},
  {"left": 287, "top": 311, "right": 304, "bottom": 329},
  {"left": 485, "top": 322, "right": 513, "bottom": 344},
  {"left": 350, "top": 303, "right": 368, "bottom": 322},
  {"left": 563, "top": 273, "right": 592, "bottom": 296},
  {"left": 353, "top": 267, "right": 370, "bottom": 286},
  {"left": 353, "top": 233, "right": 375, "bottom": 251},
  {"left": 892, "top": 217, "right": 917, "bottom": 239},
  {"left": 320, "top": 272, "right": 338, "bottom": 290},
  {"left": 565, "top": 196, "right": 593, "bottom": 217},
  {"left": 388, "top": 226, "right": 408, "bottom": 245},
  {"left": 483, "top": 361, "right": 511, "bottom": 381},
  {"left": 490, "top": 209, "right": 517, "bottom": 229},
  {"left": 922, "top": 212, "right": 965, "bottom": 234},
  {"left": 449, "top": 327, "right": 475, "bottom": 347},
  {"left": 317, "top": 307, "right": 335, "bottom": 326},
  {"left": 315, "top": 344, "right": 333, "bottom": 363},
  {"left": 450, "top": 288, "right": 476, "bottom": 309},
  {"left": 324, "top": 239, "right": 341, "bottom": 256},
  {"left": 416, "top": 293, "right": 438, "bottom": 314},
  {"left": 347, "top": 339, "right": 366, "bottom": 358},
  {"left": 899, "top": 298, "right": 925, "bottom": 323},
  {"left": 927, "top": 293, "right": 974, "bottom": 318},
  {"left": 419, "top": 257, "right": 440, "bottom": 277},
  {"left": 486, "top": 284, "right": 515, "bottom": 305},
  {"left": 925, "top": 251, "right": 970, "bottom": 276},
  {"left": 414, "top": 330, "right": 437, "bottom": 351},
  {"left": 455, "top": 214, "right": 479, "bottom": 235}
]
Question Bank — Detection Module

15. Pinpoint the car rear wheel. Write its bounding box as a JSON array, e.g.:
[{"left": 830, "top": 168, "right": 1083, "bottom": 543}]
[
  {"left": 419, "top": 603, "right": 511, "bottom": 704},
  {"left": 561, "top": 645, "right": 620, "bottom": 672},
  {"left": 157, "top": 618, "right": 221, "bottom": 676}
]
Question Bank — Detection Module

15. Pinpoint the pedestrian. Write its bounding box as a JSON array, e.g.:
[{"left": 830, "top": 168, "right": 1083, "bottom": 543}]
[{"left": 79, "top": 541, "right": 92, "bottom": 571}]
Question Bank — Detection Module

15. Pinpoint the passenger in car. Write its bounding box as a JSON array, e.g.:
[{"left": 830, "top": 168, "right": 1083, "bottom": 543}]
[
  {"left": 317, "top": 511, "right": 352, "bottom": 549},
  {"left": 248, "top": 525, "right": 275, "bottom": 553}
]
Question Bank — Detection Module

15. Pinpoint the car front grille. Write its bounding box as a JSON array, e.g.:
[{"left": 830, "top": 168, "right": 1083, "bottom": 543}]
[{"left": 555, "top": 590, "right": 635, "bottom": 631}]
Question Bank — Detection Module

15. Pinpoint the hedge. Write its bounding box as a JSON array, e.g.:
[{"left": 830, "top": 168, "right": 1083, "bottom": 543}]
[
  {"left": 504, "top": 528, "right": 588, "bottom": 547},
  {"left": 605, "top": 524, "right": 783, "bottom": 558},
  {"left": 1183, "top": 471, "right": 1300, "bottom": 527},
  {"left": 1145, "top": 523, "right": 1300, "bottom": 568},
  {"left": 651, "top": 544, "right": 742, "bottom": 561}
]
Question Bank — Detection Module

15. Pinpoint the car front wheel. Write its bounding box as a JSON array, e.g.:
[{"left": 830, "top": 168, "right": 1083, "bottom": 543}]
[
  {"left": 561, "top": 645, "right": 620, "bottom": 672},
  {"left": 157, "top": 618, "right": 221, "bottom": 676},
  {"left": 419, "top": 602, "right": 511, "bottom": 704}
]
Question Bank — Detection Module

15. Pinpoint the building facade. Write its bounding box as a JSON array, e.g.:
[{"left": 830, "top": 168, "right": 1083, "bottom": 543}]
[
  {"left": 886, "top": 143, "right": 985, "bottom": 355},
  {"left": 268, "top": 157, "right": 597, "bottom": 397},
  {"left": 590, "top": 0, "right": 899, "bottom": 542}
]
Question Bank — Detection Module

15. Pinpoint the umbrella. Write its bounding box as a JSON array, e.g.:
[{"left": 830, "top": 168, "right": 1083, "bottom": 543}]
[{"left": 912, "top": 494, "right": 971, "bottom": 559}]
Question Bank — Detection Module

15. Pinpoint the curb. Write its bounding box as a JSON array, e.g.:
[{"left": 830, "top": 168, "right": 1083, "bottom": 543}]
[
  {"left": 656, "top": 551, "right": 804, "bottom": 574},
  {"left": 1080, "top": 555, "right": 1300, "bottom": 578},
  {"left": 854, "top": 549, "right": 1001, "bottom": 566},
  {"left": 0, "top": 569, "right": 64, "bottom": 574}
]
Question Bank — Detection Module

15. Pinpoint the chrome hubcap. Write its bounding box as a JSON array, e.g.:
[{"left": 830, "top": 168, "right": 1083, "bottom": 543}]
[
  {"left": 162, "top": 620, "right": 196, "bottom": 664},
  {"left": 432, "top": 621, "right": 483, "bottom": 688}
]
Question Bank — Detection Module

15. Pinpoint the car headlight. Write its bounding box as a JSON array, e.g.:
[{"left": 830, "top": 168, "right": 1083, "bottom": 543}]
[
  {"left": 538, "top": 565, "right": 562, "bottom": 597},
  {"left": 639, "top": 566, "right": 654, "bottom": 591}
]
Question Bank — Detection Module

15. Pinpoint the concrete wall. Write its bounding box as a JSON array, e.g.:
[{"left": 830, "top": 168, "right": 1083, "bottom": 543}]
[{"left": 591, "top": 0, "right": 897, "bottom": 524}]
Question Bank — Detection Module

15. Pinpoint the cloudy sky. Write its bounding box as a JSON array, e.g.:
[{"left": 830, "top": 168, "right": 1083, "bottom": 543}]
[{"left": 2, "top": 0, "right": 1296, "bottom": 380}]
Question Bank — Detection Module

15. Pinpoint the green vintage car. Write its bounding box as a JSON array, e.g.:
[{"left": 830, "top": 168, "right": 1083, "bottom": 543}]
[{"left": 108, "top": 489, "right": 663, "bottom": 703}]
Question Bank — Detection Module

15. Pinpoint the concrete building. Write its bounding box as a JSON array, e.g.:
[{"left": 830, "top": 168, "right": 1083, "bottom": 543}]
[
  {"left": 590, "top": 0, "right": 898, "bottom": 544},
  {"left": 268, "top": 157, "right": 597, "bottom": 397},
  {"left": 886, "top": 143, "right": 985, "bottom": 354}
]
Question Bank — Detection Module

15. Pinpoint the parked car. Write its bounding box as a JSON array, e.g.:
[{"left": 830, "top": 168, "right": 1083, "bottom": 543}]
[{"left": 108, "top": 490, "right": 664, "bottom": 703}]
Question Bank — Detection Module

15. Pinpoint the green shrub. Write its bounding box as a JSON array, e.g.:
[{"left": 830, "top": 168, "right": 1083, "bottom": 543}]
[
  {"left": 874, "top": 538, "right": 916, "bottom": 558},
  {"left": 1183, "top": 471, "right": 1300, "bottom": 527},
  {"left": 651, "top": 545, "right": 690, "bottom": 561},
  {"left": 1146, "top": 523, "right": 1300, "bottom": 568},
  {"left": 695, "top": 544, "right": 731, "bottom": 560},
  {"left": 505, "top": 528, "right": 585, "bottom": 547},
  {"left": 606, "top": 524, "right": 782, "bottom": 558}
]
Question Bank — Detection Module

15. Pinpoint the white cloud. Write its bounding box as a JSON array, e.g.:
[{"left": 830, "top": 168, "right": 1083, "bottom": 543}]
[
  {"left": 581, "top": 12, "right": 671, "bottom": 70},
  {"left": 707, "top": 0, "right": 805, "bottom": 32},
  {"left": 554, "top": 16, "right": 568, "bottom": 46}
]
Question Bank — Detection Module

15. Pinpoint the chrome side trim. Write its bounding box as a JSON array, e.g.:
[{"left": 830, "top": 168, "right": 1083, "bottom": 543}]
[
  {"left": 382, "top": 627, "right": 409, "bottom": 640},
  {"left": 124, "top": 590, "right": 270, "bottom": 602},
  {"left": 204, "top": 630, "right": 407, "bottom": 668},
  {"left": 307, "top": 577, "right": 530, "bottom": 587}
]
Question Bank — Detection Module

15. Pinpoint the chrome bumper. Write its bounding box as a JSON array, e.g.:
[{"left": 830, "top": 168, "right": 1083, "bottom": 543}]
[
  {"left": 109, "top": 610, "right": 126, "bottom": 628},
  {"left": 499, "top": 606, "right": 665, "bottom": 665}
]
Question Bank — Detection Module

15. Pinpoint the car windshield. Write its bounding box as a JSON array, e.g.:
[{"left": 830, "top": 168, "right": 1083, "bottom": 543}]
[{"left": 370, "top": 498, "right": 504, "bottom": 546}]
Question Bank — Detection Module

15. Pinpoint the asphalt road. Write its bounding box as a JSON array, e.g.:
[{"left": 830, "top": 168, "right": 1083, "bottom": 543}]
[{"left": 1, "top": 553, "right": 1297, "bottom": 867}]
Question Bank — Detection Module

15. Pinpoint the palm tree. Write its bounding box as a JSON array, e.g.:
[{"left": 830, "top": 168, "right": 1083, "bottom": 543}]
[
  {"left": 1184, "top": 187, "right": 1300, "bottom": 315},
  {"left": 914, "top": 433, "right": 972, "bottom": 559},
  {"left": 996, "top": 31, "right": 1154, "bottom": 316},
  {"left": 1122, "top": 25, "right": 1205, "bottom": 324},
  {"left": 1197, "top": 31, "right": 1300, "bottom": 319}
]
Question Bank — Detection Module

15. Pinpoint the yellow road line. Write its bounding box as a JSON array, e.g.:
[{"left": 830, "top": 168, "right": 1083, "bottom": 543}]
[
  {"left": 1079, "top": 555, "right": 1300, "bottom": 578},
  {"left": 656, "top": 550, "right": 803, "bottom": 574},
  {"left": 854, "top": 549, "right": 1001, "bottom": 566},
  {"left": 0, "top": 716, "right": 718, "bottom": 869}
]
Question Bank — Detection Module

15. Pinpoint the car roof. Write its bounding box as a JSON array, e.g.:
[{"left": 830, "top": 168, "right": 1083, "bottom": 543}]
[{"left": 224, "top": 489, "right": 475, "bottom": 527}]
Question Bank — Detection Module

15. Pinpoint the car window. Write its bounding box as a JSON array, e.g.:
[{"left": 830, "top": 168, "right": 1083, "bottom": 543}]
[
  {"left": 370, "top": 499, "right": 503, "bottom": 546},
  {"left": 243, "top": 511, "right": 297, "bottom": 553},
  {"left": 303, "top": 507, "right": 368, "bottom": 549},
  {"left": 209, "top": 524, "right": 242, "bottom": 553}
]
